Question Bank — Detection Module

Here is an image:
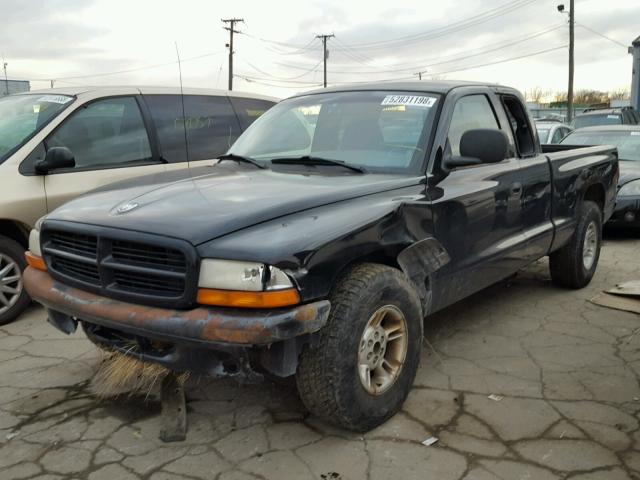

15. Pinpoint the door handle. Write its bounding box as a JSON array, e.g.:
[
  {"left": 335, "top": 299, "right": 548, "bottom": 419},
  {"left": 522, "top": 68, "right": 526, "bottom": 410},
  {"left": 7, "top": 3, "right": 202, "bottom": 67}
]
[{"left": 510, "top": 183, "right": 523, "bottom": 197}]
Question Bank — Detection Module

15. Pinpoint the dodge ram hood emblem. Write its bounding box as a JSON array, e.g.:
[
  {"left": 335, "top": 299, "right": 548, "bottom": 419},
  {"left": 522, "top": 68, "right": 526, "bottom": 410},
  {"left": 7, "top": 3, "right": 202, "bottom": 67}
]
[{"left": 115, "top": 202, "right": 140, "bottom": 214}]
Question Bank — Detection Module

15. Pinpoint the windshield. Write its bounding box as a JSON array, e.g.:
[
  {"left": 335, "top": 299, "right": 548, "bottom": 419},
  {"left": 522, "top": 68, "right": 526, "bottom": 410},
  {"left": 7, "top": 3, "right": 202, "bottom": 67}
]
[
  {"left": 573, "top": 113, "right": 622, "bottom": 129},
  {"left": 229, "top": 90, "right": 441, "bottom": 174},
  {"left": 561, "top": 130, "right": 640, "bottom": 161},
  {"left": 0, "top": 94, "right": 74, "bottom": 162}
]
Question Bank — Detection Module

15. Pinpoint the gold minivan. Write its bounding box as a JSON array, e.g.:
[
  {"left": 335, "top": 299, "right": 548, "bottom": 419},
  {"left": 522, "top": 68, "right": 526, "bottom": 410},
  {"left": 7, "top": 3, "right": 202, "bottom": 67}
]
[{"left": 0, "top": 86, "right": 276, "bottom": 324}]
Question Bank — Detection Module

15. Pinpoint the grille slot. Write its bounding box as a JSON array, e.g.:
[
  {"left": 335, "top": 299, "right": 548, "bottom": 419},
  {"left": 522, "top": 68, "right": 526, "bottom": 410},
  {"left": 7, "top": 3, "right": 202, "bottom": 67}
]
[
  {"left": 112, "top": 271, "right": 185, "bottom": 296},
  {"left": 42, "top": 227, "right": 195, "bottom": 308},
  {"left": 51, "top": 256, "right": 100, "bottom": 283},
  {"left": 112, "top": 240, "right": 186, "bottom": 272},
  {"left": 49, "top": 232, "right": 98, "bottom": 258}
]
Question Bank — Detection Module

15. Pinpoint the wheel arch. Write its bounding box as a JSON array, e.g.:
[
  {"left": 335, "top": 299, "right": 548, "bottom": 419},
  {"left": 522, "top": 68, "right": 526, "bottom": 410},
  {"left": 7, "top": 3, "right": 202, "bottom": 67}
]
[
  {"left": 0, "top": 219, "right": 30, "bottom": 249},
  {"left": 583, "top": 182, "right": 605, "bottom": 215}
]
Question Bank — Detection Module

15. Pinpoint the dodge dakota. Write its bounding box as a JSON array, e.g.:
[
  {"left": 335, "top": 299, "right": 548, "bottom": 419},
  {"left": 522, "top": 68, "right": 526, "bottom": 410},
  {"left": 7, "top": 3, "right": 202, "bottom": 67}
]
[{"left": 23, "top": 81, "right": 618, "bottom": 431}]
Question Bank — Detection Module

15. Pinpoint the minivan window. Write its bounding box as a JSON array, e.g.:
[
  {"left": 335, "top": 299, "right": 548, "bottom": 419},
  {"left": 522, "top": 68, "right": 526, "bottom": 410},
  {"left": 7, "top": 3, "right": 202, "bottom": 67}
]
[
  {"left": 47, "top": 96, "right": 152, "bottom": 169},
  {"left": 0, "top": 94, "right": 73, "bottom": 163},
  {"left": 230, "top": 91, "right": 440, "bottom": 173},
  {"left": 144, "top": 95, "right": 188, "bottom": 163},
  {"left": 183, "top": 95, "right": 242, "bottom": 161},
  {"left": 229, "top": 97, "right": 275, "bottom": 129}
]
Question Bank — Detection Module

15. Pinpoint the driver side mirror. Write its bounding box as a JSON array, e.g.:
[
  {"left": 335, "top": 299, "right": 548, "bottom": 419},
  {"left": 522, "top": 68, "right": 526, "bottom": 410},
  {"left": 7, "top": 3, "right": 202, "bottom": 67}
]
[
  {"left": 35, "top": 147, "right": 76, "bottom": 174},
  {"left": 443, "top": 129, "right": 508, "bottom": 170}
]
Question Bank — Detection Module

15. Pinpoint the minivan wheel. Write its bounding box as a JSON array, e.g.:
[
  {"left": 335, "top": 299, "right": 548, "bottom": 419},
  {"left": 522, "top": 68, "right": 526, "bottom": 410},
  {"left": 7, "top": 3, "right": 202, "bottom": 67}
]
[
  {"left": 296, "top": 263, "right": 423, "bottom": 432},
  {"left": 549, "top": 200, "right": 602, "bottom": 289},
  {"left": 0, "top": 237, "right": 31, "bottom": 326}
]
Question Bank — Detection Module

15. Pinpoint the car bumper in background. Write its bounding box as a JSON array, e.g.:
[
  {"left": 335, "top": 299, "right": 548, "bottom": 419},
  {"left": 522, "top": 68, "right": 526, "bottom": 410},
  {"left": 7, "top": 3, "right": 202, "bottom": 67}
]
[{"left": 608, "top": 196, "right": 640, "bottom": 227}]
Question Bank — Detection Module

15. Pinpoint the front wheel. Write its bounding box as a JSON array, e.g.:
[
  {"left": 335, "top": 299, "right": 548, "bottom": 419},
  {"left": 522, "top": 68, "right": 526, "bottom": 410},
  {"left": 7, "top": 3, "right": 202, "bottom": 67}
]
[
  {"left": 0, "top": 236, "right": 31, "bottom": 326},
  {"left": 295, "top": 263, "right": 423, "bottom": 432},
  {"left": 549, "top": 200, "right": 602, "bottom": 289}
]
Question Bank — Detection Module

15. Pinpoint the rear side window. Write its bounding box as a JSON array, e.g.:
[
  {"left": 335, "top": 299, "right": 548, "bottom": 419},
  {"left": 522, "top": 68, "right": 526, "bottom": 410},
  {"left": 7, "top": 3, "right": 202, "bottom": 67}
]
[
  {"left": 501, "top": 95, "right": 536, "bottom": 156},
  {"left": 183, "top": 95, "right": 242, "bottom": 161},
  {"left": 230, "top": 97, "right": 275, "bottom": 130},
  {"left": 47, "top": 96, "right": 152, "bottom": 169},
  {"left": 447, "top": 95, "right": 499, "bottom": 156},
  {"left": 144, "top": 95, "right": 187, "bottom": 162},
  {"left": 145, "top": 95, "right": 243, "bottom": 162}
]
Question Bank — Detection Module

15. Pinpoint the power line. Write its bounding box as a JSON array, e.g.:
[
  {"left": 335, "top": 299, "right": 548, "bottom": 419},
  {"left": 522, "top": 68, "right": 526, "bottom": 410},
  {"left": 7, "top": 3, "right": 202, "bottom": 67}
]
[
  {"left": 336, "top": 0, "right": 539, "bottom": 50},
  {"left": 24, "top": 51, "right": 226, "bottom": 82},
  {"left": 332, "top": 45, "right": 568, "bottom": 84},
  {"left": 576, "top": 22, "right": 628, "bottom": 49},
  {"left": 243, "top": 59, "right": 322, "bottom": 81},
  {"left": 273, "top": 24, "right": 564, "bottom": 76}
]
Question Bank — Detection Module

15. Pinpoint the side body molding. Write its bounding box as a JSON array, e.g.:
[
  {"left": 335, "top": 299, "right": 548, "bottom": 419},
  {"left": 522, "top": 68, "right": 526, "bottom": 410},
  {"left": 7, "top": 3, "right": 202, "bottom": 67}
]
[{"left": 397, "top": 237, "right": 451, "bottom": 312}]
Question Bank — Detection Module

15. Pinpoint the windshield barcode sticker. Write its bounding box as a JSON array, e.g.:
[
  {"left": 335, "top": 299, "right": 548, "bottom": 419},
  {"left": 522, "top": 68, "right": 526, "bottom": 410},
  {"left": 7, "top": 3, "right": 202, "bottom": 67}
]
[
  {"left": 37, "top": 95, "right": 72, "bottom": 104},
  {"left": 631, "top": 132, "right": 640, "bottom": 136},
  {"left": 381, "top": 95, "right": 437, "bottom": 108}
]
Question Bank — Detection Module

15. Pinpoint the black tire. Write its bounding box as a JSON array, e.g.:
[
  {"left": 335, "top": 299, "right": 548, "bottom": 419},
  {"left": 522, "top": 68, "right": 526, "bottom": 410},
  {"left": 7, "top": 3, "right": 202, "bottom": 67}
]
[
  {"left": 296, "top": 263, "right": 423, "bottom": 432},
  {"left": 549, "top": 200, "right": 602, "bottom": 289},
  {"left": 0, "top": 236, "right": 31, "bottom": 326}
]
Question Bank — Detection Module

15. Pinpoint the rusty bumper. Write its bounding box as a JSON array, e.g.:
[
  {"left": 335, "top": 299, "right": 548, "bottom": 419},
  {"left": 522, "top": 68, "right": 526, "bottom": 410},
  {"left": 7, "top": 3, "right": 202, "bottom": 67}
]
[{"left": 24, "top": 267, "right": 331, "bottom": 347}]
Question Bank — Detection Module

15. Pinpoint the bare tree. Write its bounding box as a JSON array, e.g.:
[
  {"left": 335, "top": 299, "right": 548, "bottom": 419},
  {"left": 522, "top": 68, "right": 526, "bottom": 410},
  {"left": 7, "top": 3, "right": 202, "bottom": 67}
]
[
  {"left": 525, "top": 87, "right": 547, "bottom": 103},
  {"left": 608, "top": 87, "right": 630, "bottom": 100}
]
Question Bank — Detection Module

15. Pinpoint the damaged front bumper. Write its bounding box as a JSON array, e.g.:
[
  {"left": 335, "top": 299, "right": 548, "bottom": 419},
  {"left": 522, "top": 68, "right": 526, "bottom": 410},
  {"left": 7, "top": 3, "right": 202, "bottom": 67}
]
[{"left": 24, "top": 267, "right": 331, "bottom": 377}]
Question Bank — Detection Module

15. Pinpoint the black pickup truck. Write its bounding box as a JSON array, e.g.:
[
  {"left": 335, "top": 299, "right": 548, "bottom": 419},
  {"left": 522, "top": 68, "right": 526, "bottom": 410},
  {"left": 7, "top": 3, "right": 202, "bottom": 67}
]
[{"left": 24, "top": 81, "right": 618, "bottom": 432}]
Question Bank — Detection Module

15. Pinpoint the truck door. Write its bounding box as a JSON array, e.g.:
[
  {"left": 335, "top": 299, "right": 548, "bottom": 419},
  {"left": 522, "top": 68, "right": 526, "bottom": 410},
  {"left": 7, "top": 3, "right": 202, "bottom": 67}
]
[
  {"left": 498, "top": 93, "right": 554, "bottom": 261},
  {"left": 428, "top": 89, "right": 527, "bottom": 309}
]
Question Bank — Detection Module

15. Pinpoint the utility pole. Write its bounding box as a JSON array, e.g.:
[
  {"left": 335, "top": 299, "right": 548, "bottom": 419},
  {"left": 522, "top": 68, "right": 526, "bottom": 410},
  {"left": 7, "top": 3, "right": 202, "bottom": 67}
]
[
  {"left": 414, "top": 70, "right": 428, "bottom": 80},
  {"left": 316, "top": 34, "right": 334, "bottom": 88},
  {"left": 2, "top": 58, "right": 8, "bottom": 96},
  {"left": 222, "top": 18, "right": 243, "bottom": 91},
  {"left": 631, "top": 36, "right": 640, "bottom": 112},
  {"left": 558, "top": 2, "right": 575, "bottom": 122}
]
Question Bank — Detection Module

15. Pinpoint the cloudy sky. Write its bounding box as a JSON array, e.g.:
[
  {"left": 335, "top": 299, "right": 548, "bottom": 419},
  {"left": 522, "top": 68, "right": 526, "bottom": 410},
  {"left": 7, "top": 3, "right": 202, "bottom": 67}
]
[{"left": 1, "top": 0, "right": 638, "bottom": 100}]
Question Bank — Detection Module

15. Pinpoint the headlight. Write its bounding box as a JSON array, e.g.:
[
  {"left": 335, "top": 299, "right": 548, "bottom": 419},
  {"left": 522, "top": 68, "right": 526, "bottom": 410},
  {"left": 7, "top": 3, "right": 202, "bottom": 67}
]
[
  {"left": 198, "top": 259, "right": 293, "bottom": 291},
  {"left": 619, "top": 180, "right": 640, "bottom": 197},
  {"left": 28, "top": 216, "right": 47, "bottom": 258},
  {"left": 197, "top": 259, "right": 299, "bottom": 308}
]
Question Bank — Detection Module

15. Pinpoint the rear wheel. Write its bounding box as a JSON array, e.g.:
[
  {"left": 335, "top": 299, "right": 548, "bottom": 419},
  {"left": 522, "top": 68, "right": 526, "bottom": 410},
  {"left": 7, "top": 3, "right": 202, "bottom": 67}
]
[
  {"left": 549, "top": 200, "right": 602, "bottom": 289},
  {"left": 0, "top": 237, "right": 31, "bottom": 326},
  {"left": 296, "top": 263, "right": 423, "bottom": 432}
]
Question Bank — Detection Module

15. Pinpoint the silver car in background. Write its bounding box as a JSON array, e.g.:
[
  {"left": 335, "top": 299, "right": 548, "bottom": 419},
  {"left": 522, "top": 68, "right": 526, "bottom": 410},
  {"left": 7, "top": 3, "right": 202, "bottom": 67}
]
[{"left": 535, "top": 119, "right": 573, "bottom": 144}]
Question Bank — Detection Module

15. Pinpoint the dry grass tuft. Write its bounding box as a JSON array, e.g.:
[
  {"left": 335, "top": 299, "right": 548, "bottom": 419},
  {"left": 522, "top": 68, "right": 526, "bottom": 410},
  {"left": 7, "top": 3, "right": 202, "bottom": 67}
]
[{"left": 91, "top": 349, "right": 190, "bottom": 399}]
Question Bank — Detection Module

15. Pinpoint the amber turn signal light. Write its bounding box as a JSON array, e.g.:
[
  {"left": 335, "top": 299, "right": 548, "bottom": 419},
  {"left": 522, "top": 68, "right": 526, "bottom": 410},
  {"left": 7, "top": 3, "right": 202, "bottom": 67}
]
[
  {"left": 25, "top": 251, "right": 47, "bottom": 271},
  {"left": 197, "top": 288, "right": 300, "bottom": 308}
]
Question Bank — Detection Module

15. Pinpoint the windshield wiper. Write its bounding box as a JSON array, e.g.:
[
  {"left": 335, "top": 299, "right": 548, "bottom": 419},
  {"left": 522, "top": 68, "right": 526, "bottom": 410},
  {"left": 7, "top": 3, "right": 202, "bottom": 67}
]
[
  {"left": 217, "top": 153, "right": 267, "bottom": 169},
  {"left": 270, "top": 156, "right": 367, "bottom": 173}
]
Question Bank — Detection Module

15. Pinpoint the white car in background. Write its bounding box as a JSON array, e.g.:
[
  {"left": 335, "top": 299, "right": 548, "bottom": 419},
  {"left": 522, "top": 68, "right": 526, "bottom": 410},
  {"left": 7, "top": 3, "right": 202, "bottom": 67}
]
[
  {"left": 535, "top": 119, "right": 573, "bottom": 144},
  {"left": 0, "top": 86, "right": 277, "bottom": 325}
]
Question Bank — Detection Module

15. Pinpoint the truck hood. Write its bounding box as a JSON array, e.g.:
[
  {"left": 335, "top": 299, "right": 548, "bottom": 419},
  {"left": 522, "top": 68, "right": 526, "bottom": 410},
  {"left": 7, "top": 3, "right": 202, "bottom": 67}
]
[
  {"left": 619, "top": 160, "right": 640, "bottom": 186},
  {"left": 49, "top": 164, "right": 422, "bottom": 245}
]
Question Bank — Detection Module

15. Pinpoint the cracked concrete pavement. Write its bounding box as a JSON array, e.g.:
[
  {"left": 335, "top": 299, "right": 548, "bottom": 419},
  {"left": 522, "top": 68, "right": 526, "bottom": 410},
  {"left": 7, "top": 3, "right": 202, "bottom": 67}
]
[{"left": 0, "top": 232, "right": 639, "bottom": 479}]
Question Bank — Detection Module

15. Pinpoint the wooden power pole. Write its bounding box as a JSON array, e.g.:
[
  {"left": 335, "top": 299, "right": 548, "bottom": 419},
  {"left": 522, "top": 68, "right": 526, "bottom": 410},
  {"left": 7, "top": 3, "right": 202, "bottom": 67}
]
[
  {"left": 316, "top": 34, "right": 334, "bottom": 88},
  {"left": 222, "top": 18, "right": 244, "bottom": 91}
]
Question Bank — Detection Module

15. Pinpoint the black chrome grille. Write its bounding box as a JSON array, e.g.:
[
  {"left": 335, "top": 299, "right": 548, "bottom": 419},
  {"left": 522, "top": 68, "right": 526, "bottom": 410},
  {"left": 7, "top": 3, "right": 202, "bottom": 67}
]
[{"left": 41, "top": 225, "right": 197, "bottom": 308}]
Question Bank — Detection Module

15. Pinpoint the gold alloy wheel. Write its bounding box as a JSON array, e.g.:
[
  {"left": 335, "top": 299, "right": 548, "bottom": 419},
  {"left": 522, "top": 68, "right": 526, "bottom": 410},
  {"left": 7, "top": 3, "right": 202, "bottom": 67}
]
[{"left": 357, "top": 305, "right": 408, "bottom": 395}]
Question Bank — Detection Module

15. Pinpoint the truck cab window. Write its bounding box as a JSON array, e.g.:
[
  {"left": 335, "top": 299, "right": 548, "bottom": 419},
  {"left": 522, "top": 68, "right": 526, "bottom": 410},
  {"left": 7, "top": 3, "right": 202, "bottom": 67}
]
[
  {"left": 501, "top": 95, "right": 536, "bottom": 156},
  {"left": 448, "top": 95, "right": 499, "bottom": 156}
]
